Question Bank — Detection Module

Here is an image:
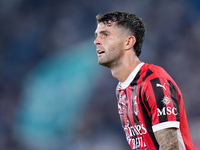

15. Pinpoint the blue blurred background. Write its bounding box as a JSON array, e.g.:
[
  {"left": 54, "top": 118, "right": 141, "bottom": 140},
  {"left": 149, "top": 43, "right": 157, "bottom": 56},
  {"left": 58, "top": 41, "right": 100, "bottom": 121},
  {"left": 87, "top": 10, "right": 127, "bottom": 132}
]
[{"left": 0, "top": 0, "right": 200, "bottom": 150}]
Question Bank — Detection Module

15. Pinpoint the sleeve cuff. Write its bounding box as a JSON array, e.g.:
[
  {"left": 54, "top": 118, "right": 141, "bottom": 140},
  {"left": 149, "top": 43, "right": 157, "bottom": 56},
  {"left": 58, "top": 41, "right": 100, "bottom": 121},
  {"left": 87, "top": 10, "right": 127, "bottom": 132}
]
[{"left": 152, "top": 121, "right": 180, "bottom": 132}]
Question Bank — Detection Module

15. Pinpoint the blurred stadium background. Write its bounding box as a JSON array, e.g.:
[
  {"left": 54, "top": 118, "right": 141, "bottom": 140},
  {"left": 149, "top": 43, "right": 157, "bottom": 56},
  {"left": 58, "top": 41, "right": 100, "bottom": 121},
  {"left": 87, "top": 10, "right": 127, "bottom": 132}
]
[{"left": 0, "top": 0, "right": 200, "bottom": 150}]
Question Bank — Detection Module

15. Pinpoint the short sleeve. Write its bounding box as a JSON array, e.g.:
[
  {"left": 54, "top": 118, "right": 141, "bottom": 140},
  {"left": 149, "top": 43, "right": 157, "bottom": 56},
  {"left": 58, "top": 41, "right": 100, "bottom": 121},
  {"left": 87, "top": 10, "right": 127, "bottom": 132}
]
[{"left": 142, "top": 77, "right": 180, "bottom": 132}]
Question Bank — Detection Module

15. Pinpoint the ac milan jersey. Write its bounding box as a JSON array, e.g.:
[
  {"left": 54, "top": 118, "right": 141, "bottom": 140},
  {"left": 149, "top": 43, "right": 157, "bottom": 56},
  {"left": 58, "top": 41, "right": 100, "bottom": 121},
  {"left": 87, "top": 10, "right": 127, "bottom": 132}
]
[{"left": 116, "top": 63, "right": 194, "bottom": 150}]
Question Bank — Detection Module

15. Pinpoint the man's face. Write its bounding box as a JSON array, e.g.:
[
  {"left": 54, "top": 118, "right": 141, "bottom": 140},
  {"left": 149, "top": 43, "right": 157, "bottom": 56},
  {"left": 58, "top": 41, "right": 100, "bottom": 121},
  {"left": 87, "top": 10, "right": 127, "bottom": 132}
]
[{"left": 94, "top": 22, "right": 126, "bottom": 68}]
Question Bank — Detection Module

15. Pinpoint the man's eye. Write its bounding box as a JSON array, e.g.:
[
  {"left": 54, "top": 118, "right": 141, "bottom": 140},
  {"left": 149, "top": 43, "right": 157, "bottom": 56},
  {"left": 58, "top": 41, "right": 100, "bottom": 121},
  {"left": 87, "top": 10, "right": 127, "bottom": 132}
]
[{"left": 103, "top": 33, "right": 108, "bottom": 37}]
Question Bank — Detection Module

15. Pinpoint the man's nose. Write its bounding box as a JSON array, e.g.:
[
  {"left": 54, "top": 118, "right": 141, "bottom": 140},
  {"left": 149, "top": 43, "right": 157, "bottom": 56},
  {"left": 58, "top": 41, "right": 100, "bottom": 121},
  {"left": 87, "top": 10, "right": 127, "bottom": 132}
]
[{"left": 94, "top": 36, "right": 101, "bottom": 45}]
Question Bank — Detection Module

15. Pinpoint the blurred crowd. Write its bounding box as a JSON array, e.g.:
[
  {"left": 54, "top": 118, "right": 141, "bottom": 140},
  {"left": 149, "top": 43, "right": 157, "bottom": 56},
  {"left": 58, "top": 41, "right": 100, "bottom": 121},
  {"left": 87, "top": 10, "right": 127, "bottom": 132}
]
[{"left": 0, "top": 0, "right": 200, "bottom": 150}]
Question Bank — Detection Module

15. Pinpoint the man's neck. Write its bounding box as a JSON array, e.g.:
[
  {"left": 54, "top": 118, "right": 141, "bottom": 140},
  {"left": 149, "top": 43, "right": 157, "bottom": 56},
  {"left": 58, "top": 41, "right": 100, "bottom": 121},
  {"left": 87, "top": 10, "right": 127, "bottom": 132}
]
[{"left": 111, "top": 58, "right": 141, "bottom": 83}]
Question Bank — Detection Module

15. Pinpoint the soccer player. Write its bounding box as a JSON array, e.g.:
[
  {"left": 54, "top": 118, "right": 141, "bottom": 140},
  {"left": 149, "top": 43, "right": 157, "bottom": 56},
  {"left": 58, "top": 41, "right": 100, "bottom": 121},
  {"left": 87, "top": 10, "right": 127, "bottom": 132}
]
[{"left": 94, "top": 11, "right": 194, "bottom": 150}]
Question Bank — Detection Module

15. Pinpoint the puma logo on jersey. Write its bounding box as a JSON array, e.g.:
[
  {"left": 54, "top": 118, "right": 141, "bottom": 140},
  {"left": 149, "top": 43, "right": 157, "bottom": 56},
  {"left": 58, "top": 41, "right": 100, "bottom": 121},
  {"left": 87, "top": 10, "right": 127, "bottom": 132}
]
[{"left": 156, "top": 83, "right": 166, "bottom": 90}]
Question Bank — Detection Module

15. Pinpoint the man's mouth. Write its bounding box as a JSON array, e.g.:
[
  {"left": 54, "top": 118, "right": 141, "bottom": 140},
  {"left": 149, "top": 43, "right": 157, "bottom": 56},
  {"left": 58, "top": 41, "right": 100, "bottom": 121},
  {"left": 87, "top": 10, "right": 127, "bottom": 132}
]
[{"left": 97, "top": 50, "right": 105, "bottom": 55}]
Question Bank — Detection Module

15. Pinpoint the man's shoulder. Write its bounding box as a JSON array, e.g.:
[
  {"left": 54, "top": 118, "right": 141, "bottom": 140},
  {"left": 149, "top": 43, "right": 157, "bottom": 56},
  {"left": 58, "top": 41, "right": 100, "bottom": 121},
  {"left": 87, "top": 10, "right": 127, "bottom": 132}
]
[
  {"left": 141, "top": 63, "right": 170, "bottom": 80},
  {"left": 142, "top": 63, "right": 165, "bottom": 73},
  {"left": 139, "top": 63, "right": 173, "bottom": 88}
]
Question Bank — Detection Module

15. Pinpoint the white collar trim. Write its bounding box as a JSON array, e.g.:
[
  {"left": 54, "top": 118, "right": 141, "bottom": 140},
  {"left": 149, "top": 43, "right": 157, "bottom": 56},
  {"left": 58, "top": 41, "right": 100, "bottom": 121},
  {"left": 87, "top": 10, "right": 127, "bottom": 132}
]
[{"left": 120, "top": 62, "right": 144, "bottom": 89}]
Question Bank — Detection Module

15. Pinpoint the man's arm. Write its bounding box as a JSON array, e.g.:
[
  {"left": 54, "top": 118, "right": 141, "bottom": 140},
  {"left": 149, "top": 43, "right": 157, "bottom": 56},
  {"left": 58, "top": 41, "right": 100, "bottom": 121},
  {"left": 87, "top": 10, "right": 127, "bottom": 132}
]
[{"left": 154, "top": 128, "right": 179, "bottom": 150}]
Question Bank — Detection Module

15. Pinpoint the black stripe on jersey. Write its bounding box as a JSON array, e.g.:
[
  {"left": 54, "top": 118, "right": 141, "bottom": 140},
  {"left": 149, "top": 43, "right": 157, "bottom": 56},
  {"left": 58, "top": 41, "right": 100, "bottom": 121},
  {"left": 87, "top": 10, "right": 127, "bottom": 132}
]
[
  {"left": 143, "top": 92, "right": 152, "bottom": 122},
  {"left": 139, "top": 69, "right": 159, "bottom": 149},
  {"left": 150, "top": 78, "right": 167, "bottom": 123},
  {"left": 142, "top": 92, "right": 159, "bottom": 149},
  {"left": 168, "top": 80, "right": 180, "bottom": 121},
  {"left": 142, "top": 69, "right": 153, "bottom": 82},
  {"left": 140, "top": 69, "right": 153, "bottom": 122},
  {"left": 131, "top": 70, "right": 141, "bottom": 86}
]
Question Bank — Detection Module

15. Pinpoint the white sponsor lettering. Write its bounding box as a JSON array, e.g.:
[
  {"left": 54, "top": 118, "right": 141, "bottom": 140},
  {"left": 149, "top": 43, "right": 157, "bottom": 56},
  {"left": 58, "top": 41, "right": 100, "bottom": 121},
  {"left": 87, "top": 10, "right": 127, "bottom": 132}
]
[
  {"left": 128, "top": 137, "right": 147, "bottom": 149},
  {"left": 157, "top": 107, "right": 178, "bottom": 116},
  {"left": 124, "top": 124, "right": 147, "bottom": 149},
  {"left": 126, "top": 124, "right": 147, "bottom": 136},
  {"left": 135, "top": 124, "right": 147, "bottom": 135}
]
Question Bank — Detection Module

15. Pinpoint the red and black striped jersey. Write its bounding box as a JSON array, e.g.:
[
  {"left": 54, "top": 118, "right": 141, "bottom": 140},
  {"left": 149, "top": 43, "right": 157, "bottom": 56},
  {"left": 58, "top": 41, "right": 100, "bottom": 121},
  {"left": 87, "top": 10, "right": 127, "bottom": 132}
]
[{"left": 116, "top": 63, "right": 194, "bottom": 150}]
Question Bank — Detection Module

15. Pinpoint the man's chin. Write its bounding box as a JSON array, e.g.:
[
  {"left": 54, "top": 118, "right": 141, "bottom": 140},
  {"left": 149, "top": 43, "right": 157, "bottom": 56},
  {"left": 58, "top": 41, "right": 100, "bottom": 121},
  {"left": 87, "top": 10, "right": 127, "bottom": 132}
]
[
  {"left": 98, "top": 60, "right": 111, "bottom": 68},
  {"left": 98, "top": 61, "right": 106, "bottom": 66}
]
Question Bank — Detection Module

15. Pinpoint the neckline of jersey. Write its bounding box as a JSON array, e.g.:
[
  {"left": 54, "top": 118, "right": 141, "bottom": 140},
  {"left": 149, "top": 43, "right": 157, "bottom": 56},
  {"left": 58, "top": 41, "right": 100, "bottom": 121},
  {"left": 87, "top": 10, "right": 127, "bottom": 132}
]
[{"left": 120, "top": 62, "right": 145, "bottom": 89}]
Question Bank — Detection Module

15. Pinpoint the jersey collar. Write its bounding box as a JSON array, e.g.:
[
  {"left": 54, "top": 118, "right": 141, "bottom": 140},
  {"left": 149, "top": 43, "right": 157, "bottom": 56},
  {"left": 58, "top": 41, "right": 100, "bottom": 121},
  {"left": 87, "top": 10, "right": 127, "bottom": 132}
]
[{"left": 120, "top": 62, "right": 145, "bottom": 89}]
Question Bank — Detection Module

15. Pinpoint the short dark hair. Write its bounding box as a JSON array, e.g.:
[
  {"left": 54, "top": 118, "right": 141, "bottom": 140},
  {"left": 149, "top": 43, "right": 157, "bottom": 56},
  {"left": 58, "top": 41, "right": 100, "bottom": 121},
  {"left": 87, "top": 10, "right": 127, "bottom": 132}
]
[{"left": 96, "top": 11, "right": 145, "bottom": 57}]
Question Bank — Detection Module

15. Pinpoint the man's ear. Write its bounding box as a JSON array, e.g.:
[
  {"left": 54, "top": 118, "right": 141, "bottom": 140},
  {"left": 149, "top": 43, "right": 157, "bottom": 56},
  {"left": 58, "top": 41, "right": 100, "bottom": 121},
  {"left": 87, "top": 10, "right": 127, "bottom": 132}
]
[{"left": 124, "top": 36, "right": 136, "bottom": 51}]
